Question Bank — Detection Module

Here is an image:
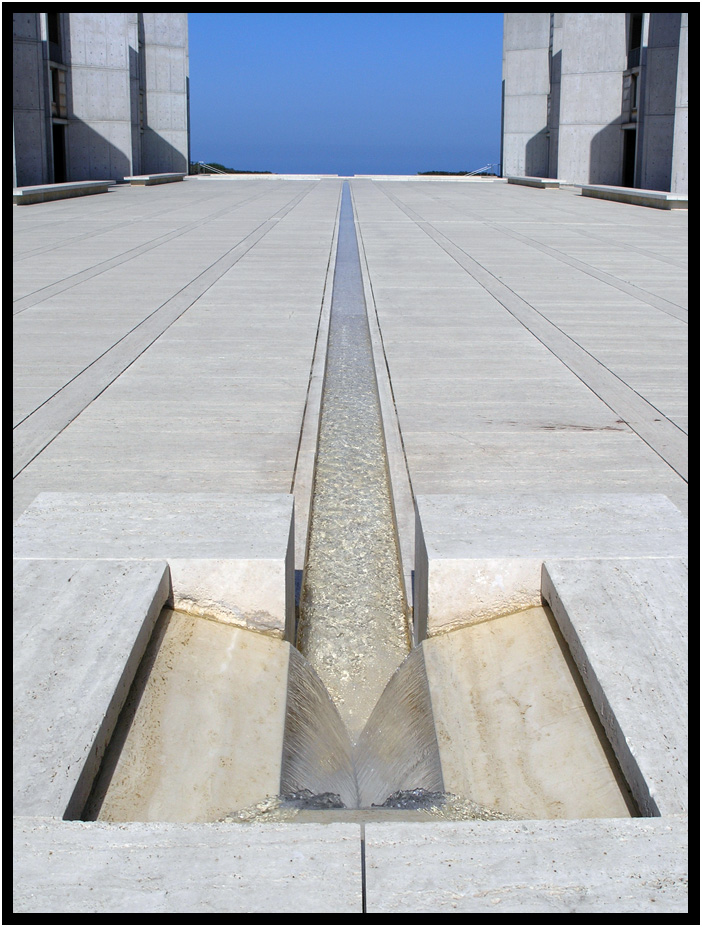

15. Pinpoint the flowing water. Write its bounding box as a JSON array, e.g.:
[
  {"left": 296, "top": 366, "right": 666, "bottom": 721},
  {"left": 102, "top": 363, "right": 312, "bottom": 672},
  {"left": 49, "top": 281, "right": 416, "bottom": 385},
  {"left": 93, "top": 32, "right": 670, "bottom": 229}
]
[{"left": 296, "top": 184, "right": 411, "bottom": 743}]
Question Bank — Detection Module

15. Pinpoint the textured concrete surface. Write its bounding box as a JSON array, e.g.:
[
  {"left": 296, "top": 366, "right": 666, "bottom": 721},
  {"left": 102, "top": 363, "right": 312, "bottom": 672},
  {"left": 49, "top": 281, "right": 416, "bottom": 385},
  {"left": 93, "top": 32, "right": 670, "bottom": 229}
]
[
  {"left": 13, "top": 558, "right": 170, "bottom": 818},
  {"left": 124, "top": 173, "right": 186, "bottom": 185},
  {"left": 13, "top": 181, "right": 113, "bottom": 204},
  {"left": 13, "top": 818, "right": 363, "bottom": 913},
  {"left": 364, "top": 817, "right": 688, "bottom": 913},
  {"left": 581, "top": 184, "right": 688, "bottom": 208},
  {"left": 543, "top": 557, "right": 688, "bottom": 815},
  {"left": 13, "top": 491, "right": 295, "bottom": 638}
]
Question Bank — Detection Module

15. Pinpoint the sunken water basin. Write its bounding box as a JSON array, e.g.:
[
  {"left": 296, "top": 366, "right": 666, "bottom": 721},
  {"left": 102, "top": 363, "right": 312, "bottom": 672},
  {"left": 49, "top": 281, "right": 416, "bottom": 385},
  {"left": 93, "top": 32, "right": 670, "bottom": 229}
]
[{"left": 82, "top": 599, "right": 636, "bottom": 823}]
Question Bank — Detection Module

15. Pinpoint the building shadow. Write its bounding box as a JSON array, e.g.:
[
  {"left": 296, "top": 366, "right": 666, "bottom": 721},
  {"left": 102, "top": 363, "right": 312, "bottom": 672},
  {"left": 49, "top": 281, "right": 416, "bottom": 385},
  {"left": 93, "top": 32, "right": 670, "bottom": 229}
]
[
  {"left": 548, "top": 50, "right": 561, "bottom": 178},
  {"left": 524, "top": 128, "right": 550, "bottom": 177},
  {"left": 588, "top": 119, "right": 624, "bottom": 185}
]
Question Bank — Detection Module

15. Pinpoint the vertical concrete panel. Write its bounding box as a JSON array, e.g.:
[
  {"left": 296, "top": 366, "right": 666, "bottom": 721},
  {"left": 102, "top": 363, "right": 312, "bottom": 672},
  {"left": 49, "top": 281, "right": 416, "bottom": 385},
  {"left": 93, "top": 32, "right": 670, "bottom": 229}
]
[
  {"left": 556, "top": 13, "right": 626, "bottom": 185},
  {"left": 141, "top": 12, "right": 189, "bottom": 174},
  {"left": 548, "top": 14, "right": 564, "bottom": 178},
  {"left": 13, "top": 12, "right": 50, "bottom": 186},
  {"left": 65, "top": 13, "right": 133, "bottom": 180},
  {"left": 502, "top": 13, "right": 550, "bottom": 177},
  {"left": 670, "top": 12, "right": 687, "bottom": 195},
  {"left": 126, "top": 13, "right": 141, "bottom": 176},
  {"left": 639, "top": 13, "right": 681, "bottom": 191}
]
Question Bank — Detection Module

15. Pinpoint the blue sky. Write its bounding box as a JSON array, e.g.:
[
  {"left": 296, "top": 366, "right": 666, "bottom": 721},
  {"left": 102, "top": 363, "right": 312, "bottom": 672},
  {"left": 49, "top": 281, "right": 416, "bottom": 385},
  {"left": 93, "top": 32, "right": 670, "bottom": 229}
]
[{"left": 188, "top": 12, "right": 504, "bottom": 175}]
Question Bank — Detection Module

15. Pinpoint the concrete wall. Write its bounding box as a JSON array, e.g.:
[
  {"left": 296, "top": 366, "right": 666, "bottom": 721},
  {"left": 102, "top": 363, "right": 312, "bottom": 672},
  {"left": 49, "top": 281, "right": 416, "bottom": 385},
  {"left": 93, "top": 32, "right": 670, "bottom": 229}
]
[
  {"left": 64, "top": 13, "right": 134, "bottom": 181},
  {"left": 13, "top": 13, "right": 50, "bottom": 186},
  {"left": 501, "top": 13, "right": 550, "bottom": 177},
  {"left": 501, "top": 11, "right": 688, "bottom": 192},
  {"left": 13, "top": 13, "right": 189, "bottom": 186},
  {"left": 557, "top": 13, "right": 627, "bottom": 185},
  {"left": 141, "top": 13, "right": 189, "bottom": 174},
  {"left": 670, "top": 13, "right": 688, "bottom": 195},
  {"left": 639, "top": 13, "right": 682, "bottom": 192}
]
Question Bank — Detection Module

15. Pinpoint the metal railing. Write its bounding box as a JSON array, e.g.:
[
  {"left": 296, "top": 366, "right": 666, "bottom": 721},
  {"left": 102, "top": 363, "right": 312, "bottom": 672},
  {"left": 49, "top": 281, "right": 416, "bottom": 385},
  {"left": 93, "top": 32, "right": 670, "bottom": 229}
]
[{"left": 193, "top": 161, "right": 230, "bottom": 174}]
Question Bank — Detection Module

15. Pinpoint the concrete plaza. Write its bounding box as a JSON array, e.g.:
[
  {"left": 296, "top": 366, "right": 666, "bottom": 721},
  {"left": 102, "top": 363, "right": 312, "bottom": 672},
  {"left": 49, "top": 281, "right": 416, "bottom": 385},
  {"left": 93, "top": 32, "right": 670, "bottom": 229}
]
[
  {"left": 14, "top": 176, "right": 688, "bottom": 520},
  {"left": 13, "top": 176, "right": 688, "bottom": 913}
]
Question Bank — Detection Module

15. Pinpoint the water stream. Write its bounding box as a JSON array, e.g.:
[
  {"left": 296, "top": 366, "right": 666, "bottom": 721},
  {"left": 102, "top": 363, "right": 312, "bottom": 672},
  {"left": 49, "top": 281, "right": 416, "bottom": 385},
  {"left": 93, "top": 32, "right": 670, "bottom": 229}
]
[{"left": 296, "top": 183, "right": 411, "bottom": 743}]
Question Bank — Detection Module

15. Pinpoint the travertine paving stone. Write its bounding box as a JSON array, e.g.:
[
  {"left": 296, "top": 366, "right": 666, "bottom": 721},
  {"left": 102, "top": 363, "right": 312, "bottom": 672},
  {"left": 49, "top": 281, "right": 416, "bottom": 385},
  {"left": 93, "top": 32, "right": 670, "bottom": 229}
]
[
  {"left": 13, "top": 559, "right": 170, "bottom": 818},
  {"left": 13, "top": 492, "right": 295, "bottom": 637},
  {"left": 543, "top": 557, "right": 688, "bottom": 815},
  {"left": 13, "top": 818, "right": 362, "bottom": 914},
  {"left": 13, "top": 177, "right": 688, "bottom": 913},
  {"left": 364, "top": 818, "right": 688, "bottom": 913}
]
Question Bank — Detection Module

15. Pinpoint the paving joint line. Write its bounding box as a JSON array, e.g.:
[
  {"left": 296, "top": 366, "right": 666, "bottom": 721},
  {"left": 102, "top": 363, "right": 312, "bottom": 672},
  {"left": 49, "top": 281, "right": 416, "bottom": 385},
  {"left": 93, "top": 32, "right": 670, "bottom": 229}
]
[
  {"left": 11, "top": 183, "right": 272, "bottom": 262},
  {"left": 388, "top": 183, "right": 687, "bottom": 320},
  {"left": 12, "top": 186, "right": 303, "bottom": 313},
  {"left": 13, "top": 183, "right": 318, "bottom": 477},
  {"left": 450, "top": 183, "right": 688, "bottom": 270},
  {"left": 375, "top": 184, "right": 687, "bottom": 483}
]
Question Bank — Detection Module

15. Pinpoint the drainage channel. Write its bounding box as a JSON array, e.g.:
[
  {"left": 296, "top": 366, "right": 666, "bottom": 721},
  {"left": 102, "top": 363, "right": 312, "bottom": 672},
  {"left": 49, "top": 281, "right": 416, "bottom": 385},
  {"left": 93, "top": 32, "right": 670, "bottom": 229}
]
[{"left": 296, "top": 182, "right": 411, "bottom": 743}]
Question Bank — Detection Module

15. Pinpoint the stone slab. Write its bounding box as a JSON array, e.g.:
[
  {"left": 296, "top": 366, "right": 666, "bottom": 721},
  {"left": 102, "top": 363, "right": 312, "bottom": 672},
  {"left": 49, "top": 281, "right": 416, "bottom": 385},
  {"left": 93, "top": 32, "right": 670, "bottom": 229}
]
[
  {"left": 364, "top": 818, "right": 688, "bottom": 913},
  {"left": 507, "top": 175, "right": 560, "bottom": 188},
  {"left": 581, "top": 185, "right": 688, "bottom": 209},
  {"left": 90, "top": 611, "right": 292, "bottom": 823},
  {"left": 423, "top": 605, "right": 634, "bottom": 819},
  {"left": 542, "top": 557, "right": 688, "bottom": 816},
  {"left": 13, "top": 818, "right": 362, "bottom": 913},
  {"left": 13, "top": 558, "right": 170, "bottom": 818},
  {"left": 13, "top": 181, "right": 113, "bottom": 204},
  {"left": 13, "top": 492, "right": 295, "bottom": 639},
  {"left": 414, "top": 493, "right": 687, "bottom": 638},
  {"left": 124, "top": 173, "right": 186, "bottom": 185}
]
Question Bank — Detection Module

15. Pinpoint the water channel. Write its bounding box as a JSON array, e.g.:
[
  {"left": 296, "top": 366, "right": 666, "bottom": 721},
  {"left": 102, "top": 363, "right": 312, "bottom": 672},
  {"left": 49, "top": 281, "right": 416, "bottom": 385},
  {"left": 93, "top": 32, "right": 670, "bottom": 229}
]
[
  {"left": 84, "top": 182, "right": 637, "bottom": 824},
  {"left": 296, "top": 184, "right": 410, "bottom": 743}
]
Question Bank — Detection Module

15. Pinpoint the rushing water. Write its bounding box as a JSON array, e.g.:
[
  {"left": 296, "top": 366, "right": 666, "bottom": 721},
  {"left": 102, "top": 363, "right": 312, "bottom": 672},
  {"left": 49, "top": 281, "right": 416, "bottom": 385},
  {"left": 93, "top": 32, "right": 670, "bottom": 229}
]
[{"left": 296, "top": 184, "right": 410, "bottom": 742}]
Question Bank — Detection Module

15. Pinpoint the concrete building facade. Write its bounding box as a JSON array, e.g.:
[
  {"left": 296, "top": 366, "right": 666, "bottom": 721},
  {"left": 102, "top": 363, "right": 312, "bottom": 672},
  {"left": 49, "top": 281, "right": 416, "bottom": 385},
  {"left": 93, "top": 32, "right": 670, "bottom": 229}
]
[
  {"left": 501, "top": 12, "right": 688, "bottom": 193},
  {"left": 13, "top": 12, "right": 189, "bottom": 187}
]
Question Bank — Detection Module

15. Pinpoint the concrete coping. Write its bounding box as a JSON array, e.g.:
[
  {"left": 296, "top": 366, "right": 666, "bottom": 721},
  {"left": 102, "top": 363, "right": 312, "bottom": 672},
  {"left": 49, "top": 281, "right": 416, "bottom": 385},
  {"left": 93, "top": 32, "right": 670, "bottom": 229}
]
[
  {"left": 580, "top": 184, "right": 688, "bottom": 209},
  {"left": 124, "top": 173, "right": 186, "bottom": 185},
  {"left": 507, "top": 176, "right": 560, "bottom": 188},
  {"left": 13, "top": 181, "right": 113, "bottom": 205}
]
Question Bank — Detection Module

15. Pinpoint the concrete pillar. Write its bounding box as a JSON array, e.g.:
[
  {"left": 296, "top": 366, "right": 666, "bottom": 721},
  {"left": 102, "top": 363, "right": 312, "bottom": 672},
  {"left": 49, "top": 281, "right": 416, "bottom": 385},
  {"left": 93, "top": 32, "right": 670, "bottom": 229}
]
[
  {"left": 670, "top": 13, "right": 688, "bottom": 194},
  {"left": 639, "top": 13, "right": 682, "bottom": 192},
  {"left": 547, "top": 13, "right": 564, "bottom": 179},
  {"left": 557, "top": 13, "right": 627, "bottom": 185},
  {"left": 501, "top": 13, "right": 550, "bottom": 177},
  {"left": 13, "top": 13, "right": 51, "bottom": 186},
  {"left": 140, "top": 13, "right": 189, "bottom": 174},
  {"left": 64, "top": 13, "right": 134, "bottom": 181}
]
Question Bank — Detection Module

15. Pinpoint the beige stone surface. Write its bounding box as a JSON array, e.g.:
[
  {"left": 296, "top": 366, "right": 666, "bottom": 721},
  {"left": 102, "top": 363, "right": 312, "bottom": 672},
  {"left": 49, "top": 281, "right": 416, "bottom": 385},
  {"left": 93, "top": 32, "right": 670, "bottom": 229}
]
[
  {"left": 427, "top": 557, "right": 543, "bottom": 634},
  {"left": 169, "top": 558, "right": 288, "bottom": 636},
  {"left": 423, "top": 605, "right": 634, "bottom": 819},
  {"left": 92, "top": 609, "right": 290, "bottom": 823}
]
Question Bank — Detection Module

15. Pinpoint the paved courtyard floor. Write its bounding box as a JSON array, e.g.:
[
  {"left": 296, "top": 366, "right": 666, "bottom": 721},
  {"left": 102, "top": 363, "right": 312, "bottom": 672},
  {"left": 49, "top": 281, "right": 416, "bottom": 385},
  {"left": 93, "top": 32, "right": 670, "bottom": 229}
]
[
  {"left": 14, "top": 176, "right": 687, "bottom": 525},
  {"left": 13, "top": 177, "right": 688, "bottom": 914}
]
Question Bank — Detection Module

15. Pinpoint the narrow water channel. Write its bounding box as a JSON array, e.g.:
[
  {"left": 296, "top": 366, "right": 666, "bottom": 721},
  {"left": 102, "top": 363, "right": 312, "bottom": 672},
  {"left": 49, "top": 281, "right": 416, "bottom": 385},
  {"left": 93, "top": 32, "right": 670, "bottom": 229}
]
[{"left": 297, "top": 183, "right": 410, "bottom": 742}]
